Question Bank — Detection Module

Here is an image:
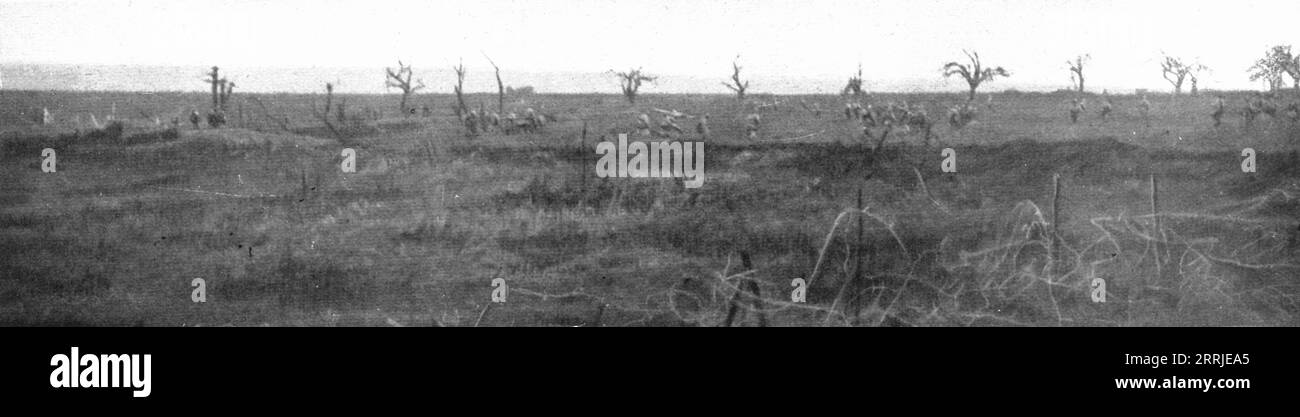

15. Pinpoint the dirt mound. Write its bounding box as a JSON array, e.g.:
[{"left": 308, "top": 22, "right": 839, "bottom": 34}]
[{"left": 157, "top": 128, "right": 336, "bottom": 150}]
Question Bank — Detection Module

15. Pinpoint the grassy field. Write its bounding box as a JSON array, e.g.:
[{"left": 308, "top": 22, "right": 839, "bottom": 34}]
[{"left": 2, "top": 89, "right": 1299, "bottom": 326}]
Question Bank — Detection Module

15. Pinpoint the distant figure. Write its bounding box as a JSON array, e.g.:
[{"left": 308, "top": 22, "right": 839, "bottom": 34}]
[
  {"left": 985, "top": 94, "right": 995, "bottom": 111},
  {"left": 800, "top": 100, "right": 823, "bottom": 118},
  {"left": 504, "top": 112, "right": 518, "bottom": 135},
  {"left": 1259, "top": 94, "right": 1278, "bottom": 119},
  {"left": 1211, "top": 95, "right": 1226, "bottom": 127},
  {"left": 861, "top": 104, "right": 878, "bottom": 127},
  {"left": 695, "top": 114, "right": 710, "bottom": 140},
  {"left": 421, "top": 104, "right": 431, "bottom": 117},
  {"left": 947, "top": 105, "right": 962, "bottom": 128},
  {"left": 524, "top": 108, "right": 544, "bottom": 131},
  {"left": 745, "top": 113, "right": 761, "bottom": 139},
  {"left": 485, "top": 112, "right": 501, "bottom": 131},
  {"left": 845, "top": 102, "right": 863, "bottom": 120},
  {"left": 1098, "top": 91, "right": 1114, "bottom": 120},
  {"left": 41, "top": 107, "right": 52, "bottom": 125},
  {"left": 1068, "top": 98, "right": 1086, "bottom": 124},
  {"left": 635, "top": 113, "right": 652, "bottom": 136},
  {"left": 1242, "top": 97, "right": 1260, "bottom": 127},
  {"left": 206, "top": 110, "right": 226, "bottom": 128},
  {"left": 1284, "top": 102, "right": 1300, "bottom": 123},
  {"left": 659, "top": 114, "right": 684, "bottom": 136},
  {"left": 884, "top": 101, "right": 904, "bottom": 126},
  {"left": 465, "top": 110, "right": 480, "bottom": 135},
  {"left": 1137, "top": 95, "right": 1152, "bottom": 126},
  {"left": 905, "top": 105, "right": 934, "bottom": 145},
  {"left": 947, "top": 103, "right": 975, "bottom": 129}
]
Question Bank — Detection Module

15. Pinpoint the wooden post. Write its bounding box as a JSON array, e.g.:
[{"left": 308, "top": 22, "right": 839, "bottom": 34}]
[
  {"left": 1150, "top": 174, "right": 1162, "bottom": 287},
  {"left": 741, "top": 251, "right": 767, "bottom": 327},
  {"left": 722, "top": 251, "right": 767, "bottom": 327},
  {"left": 851, "top": 188, "right": 864, "bottom": 324},
  {"left": 580, "top": 121, "right": 588, "bottom": 207},
  {"left": 1051, "top": 174, "right": 1061, "bottom": 272}
]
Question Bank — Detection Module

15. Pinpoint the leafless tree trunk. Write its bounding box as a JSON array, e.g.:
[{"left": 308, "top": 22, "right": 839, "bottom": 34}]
[
  {"left": 943, "top": 51, "right": 1010, "bottom": 102},
  {"left": 205, "top": 66, "right": 221, "bottom": 110},
  {"left": 1160, "top": 54, "right": 1206, "bottom": 96},
  {"left": 722, "top": 56, "right": 749, "bottom": 100},
  {"left": 483, "top": 53, "right": 505, "bottom": 115},
  {"left": 385, "top": 60, "right": 425, "bottom": 115},
  {"left": 1067, "top": 55, "right": 1089, "bottom": 93},
  {"left": 453, "top": 60, "right": 468, "bottom": 119}
]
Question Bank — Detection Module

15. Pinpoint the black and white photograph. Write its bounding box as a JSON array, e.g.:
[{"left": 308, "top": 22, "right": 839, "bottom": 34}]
[{"left": 2, "top": 0, "right": 1298, "bottom": 331}]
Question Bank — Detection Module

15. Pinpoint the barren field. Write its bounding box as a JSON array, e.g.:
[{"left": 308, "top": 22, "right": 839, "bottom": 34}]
[{"left": 2, "top": 90, "right": 1298, "bottom": 326}]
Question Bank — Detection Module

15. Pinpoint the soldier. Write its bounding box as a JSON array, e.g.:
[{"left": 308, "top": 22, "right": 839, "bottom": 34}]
[
  {"left": 947, "top": 103, "right": 974, "bottom": 129},
  {"left": 1098, "top": 91, "right": 1114, "bottom": 120},
  {"left": 465, "top": 110, "right": 480, "bottom": 135},
  {"left": 861, "top": 104, "right": 880, "bottom": 127},
  {"left": 635, "top": 113, "right": 652, "bottom": 136},
  {"left": 660, "top": 114, "right": 684, "bottom": 136},
  {"left": 524, "top": 108, "right": 542, "bottom": 132},
  {"left": 189, "top": 110, "right": 201, "bottom": 129},
  {"left": 1284, "top": 102, "right": 1300, "bottom": 123},
  {"left": 800, "top": 100, "right": 822, "bottom": 118},
  {"left": 906, "top": 105, "right": 934, "bottom": 145},
  {"left": 745, "top": 113, "right": 761, "bottom": 139},
  {"left": 846, "top": 102, "right": 864, "bottom": 120},
  {"left": 1259, "top": 93, "right": 1278, "bottom": 119},
  {"left": 947, "top": 105, "right": 962, "bottom": 129},
  {"left": 1068, "top": 98, "right": 1086, "bottom": 124},
  {"left": 485, "top": 112, "right": 501, "bottom": 132},
  {"left": 1137, "top": 94, "right": 1152, "bottom": 126},
  {"left": 504, "top": 112, "right": 518, "bottom": 135},
  {"left": 1211, "top": 95, "right": 1226, "bottom": 127},
  {"left": 695, "top": 114, "right": 710, "bottom": 140},
  {"left": 1286, "top": 102, "right": 1299, "bottom": 122},
  {"left": 1242, "top": 97, "right": 1261, "bottom": 127}
]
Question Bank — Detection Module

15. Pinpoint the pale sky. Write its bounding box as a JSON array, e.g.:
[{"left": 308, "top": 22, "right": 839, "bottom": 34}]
[{"left": 1, "top": 0, "right": 1298, "bottom": 93}]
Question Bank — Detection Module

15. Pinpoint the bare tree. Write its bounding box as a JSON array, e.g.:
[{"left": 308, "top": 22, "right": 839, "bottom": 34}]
[
  {"left": 483, "top": 52, "right": 505, "bottom": 114},
  {"left": 722, "top": 56, "right": 750, "bottom": 100},
  {"left": 201, "top": 66, "right": 234, "bottom": 126},
  {"left": 611, "top": 68, "right": 657, "bottom": 104},
  {"left": 943, "top": 50, "right": 1010, "bottom": 101},
  {"left": 385, "top": 60, "right": 425, "bottom": 115},
  {"left": 453, "top": 59, "right": 468, "bottom": 118},
  {"left": 1067, "top": 54, "right": 1090, "bottom": 93},
  {"left": 312, "top": 82, "right": 343, "bottom": 139},
  {"left": 324, "top": 82, "right": 334, "bottom": 115},
  {"left": 204, "top": 66, "right": 222, "bottom": 111},
  {"left": 1248, "top": 45, "right": 1300, "bottom": 91},
  {"left": 1160, "top": 54, "right": 1207, "bottom": 95},
  {"left": 843, "top": 63, "right": 865, "bottom": 97}
]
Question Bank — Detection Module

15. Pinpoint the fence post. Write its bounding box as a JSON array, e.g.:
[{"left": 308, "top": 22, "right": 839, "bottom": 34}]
[
  {"left": 1150, "top": 174, "right": 1162, "bottom": 288},
  {"left": 1051, "top": 173, "right": 1062, "bottom": 273}
]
